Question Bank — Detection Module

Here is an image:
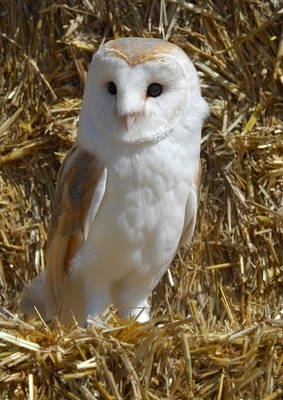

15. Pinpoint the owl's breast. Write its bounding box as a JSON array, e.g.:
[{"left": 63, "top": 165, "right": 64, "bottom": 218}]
[{"left": 82, "top": 138, "right": 196, "bottom": 280}]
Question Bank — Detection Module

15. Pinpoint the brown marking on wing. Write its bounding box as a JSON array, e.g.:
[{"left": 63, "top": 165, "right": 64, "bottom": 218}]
[
  {"left": 65, "top": 233, "right": 83, "bottom": 270},
  {"left": 178, "top": 159, "right": 201, "bottom": 249},
  {"left": 45, "top": 145, "right": 104, "bottom": 316},
  {"left": 104, "top": 37, "right": 181, "bottom": 67},
  {"left": 194, "top": 158, "right": 201, "bottom": 188}
]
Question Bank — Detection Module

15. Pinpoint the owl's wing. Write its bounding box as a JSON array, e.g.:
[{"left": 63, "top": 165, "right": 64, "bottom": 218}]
[
  {"left": 179, "top": 159, "right": 201, "bottom": 248},
  {"left": 45, "top": 144, "right": 107, "bottom": 318}
]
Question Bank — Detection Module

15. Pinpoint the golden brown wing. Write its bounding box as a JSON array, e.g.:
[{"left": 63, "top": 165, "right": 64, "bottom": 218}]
[
  {"left": 45, "top": 144, "right": 106, "bottom": 319},
  {"left": 179, "top": 158, "right": 201, "bottom": 248}
]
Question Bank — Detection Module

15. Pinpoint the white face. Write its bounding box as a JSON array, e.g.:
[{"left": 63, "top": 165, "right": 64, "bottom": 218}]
[{"left": 80, "top": 38, "right": 206, "bottom": 146}]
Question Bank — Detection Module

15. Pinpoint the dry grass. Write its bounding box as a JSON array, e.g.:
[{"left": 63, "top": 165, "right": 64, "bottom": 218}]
[{"left": 0, "top": 0, "right": 283, "bottom": 398}]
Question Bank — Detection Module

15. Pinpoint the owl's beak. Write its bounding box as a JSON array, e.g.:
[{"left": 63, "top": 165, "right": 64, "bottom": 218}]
[{"left": 123, "top": 113, "right": 140, "bottom": 133}]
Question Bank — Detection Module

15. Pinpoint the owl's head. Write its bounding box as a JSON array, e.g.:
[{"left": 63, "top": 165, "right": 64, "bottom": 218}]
[{"left": 79, "top": 37, "right": 208, "bottom": 146}]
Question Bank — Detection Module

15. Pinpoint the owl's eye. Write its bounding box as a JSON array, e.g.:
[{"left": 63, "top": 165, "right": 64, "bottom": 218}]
[
  {"left": 108, "top": 81, "right": 117, "bottom": 95},
  {"left": 147, "top": 83, "right": 163, "bottom": 98}
]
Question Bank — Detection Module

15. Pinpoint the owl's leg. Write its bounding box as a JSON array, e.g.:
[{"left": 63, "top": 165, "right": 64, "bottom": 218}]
[
  {"left": 120, "top": 302, "right": 150, "bottom": 322},
  {"left": 83, "top": 278, "right": 112, "bottom": 325},
  {"left": 113, "top": 274, "right": 151, "bottom": 322},
  {"left": 69, "top": 247, "right": 112, "bottom": 325}
]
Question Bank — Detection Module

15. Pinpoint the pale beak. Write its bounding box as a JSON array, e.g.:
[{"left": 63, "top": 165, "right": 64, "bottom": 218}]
[{"left": 123, "top": 113, "right": 140, "bottom": 133}]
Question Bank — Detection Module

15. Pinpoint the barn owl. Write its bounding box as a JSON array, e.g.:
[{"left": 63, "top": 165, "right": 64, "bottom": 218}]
[{"left": 20, "top": 37, "right": 209, "bottom": 326}]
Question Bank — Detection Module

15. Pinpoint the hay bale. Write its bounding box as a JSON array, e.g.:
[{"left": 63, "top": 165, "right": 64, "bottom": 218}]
[{"left": 0, "top": 0, "right": 283, "bottom": 398}]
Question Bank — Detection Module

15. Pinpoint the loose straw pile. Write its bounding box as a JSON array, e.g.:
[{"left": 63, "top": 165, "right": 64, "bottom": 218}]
[{"left": 0, "top": 0, "right": 283, "bottom": 398}]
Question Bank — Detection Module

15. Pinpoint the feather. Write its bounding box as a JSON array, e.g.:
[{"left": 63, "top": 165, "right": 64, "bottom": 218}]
[
  {"left": 179, "top": 159, "right": 201, "bottom": 248},
  {"left": 20, "top": 144, "right": 107, "bottom": 320},
  {"left": 20, "top": 270, "right": 47, "bottom": 316},
  {"left": 45, "top": 144, "right": 106, "bottom": 319}
]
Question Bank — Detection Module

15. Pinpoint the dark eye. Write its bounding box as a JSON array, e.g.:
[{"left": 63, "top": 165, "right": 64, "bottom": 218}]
[
  {"left": 147, "top": 83, "right": 163, "bottom": 98},
  {"left": 108, "top": 81, "right": 117, "bottom": 95}
]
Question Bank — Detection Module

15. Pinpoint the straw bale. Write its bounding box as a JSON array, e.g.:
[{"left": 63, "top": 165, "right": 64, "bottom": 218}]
[{"left": 0, "top": 0, "right": 283, "bottom": 398}]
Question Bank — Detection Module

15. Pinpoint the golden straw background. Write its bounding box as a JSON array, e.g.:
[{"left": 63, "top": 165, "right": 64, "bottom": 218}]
[{"left": 0, "top": 0, "right": 283, "bottom": 398}]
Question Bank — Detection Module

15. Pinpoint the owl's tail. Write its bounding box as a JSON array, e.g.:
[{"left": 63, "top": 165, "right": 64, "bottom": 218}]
[{"left": 19, "top": 270, "right": 47, "bottom": 318}]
